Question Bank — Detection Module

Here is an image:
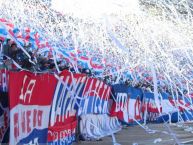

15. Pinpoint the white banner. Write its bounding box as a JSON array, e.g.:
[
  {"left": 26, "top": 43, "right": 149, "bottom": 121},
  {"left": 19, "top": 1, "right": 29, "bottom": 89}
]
[{"left": 80, "top": 114, "right": 121, "bottom": 140}]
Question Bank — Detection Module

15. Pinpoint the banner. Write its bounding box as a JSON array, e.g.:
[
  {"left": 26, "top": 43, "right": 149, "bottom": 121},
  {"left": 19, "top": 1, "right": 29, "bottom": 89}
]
[
  {"left": 110, "top": 85, "right": 143, "bottom": 124},
  {"left": 9, "top": 71, "right": 57, "bottom": 144},
  {"left": 48, "top": 70, "right": 86, "bottom": 144},
  {"left": 80, "top": 114, "right": 121, "bottom": 140},
  {"left": 142, "top": 91, "right": 163, "bottom": 122},
  {"left": 78, "top": 78, "right": 111, "bottom": 115},
  {"left": 47, "top": 119, "right": 77, "bottom": 145},
  {"left": 158, "top": 93, "right": 193, "bottom": 123},
  {"left": 155, "top": 92, "right": 179, "bottom": 123}
]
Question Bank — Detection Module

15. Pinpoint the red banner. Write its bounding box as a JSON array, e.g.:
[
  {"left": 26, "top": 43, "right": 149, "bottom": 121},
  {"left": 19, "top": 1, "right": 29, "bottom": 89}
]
[
  {"left": 48, "top": 70, "right": 87, "bottom": 144},
  {"left": 9, "top": 71, "right": 57, "bottom": 144},
  {"left": 110, "top": 85, "right": 143, "bottom": 124}
]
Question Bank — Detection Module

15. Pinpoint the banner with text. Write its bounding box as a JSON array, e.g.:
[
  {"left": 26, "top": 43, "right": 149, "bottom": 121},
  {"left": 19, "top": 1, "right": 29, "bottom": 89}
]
[
  {"left": 78, "top": 78, "right": 111, "bottom": 115},
  {"left": 80, "top": 114, "right": 121, "bottom": 140},
  {"left": 142, "top": 91, "right": 161, "bottom": 122},
  {"left": 110, "top": 85, "right": 143, "bottom": 124},
  {"left": 48, "top": 70, "right": 86, "bottom": 144},
  {"left": 9, "top": 71, "right": 57, "bottom": 144},
  {"left": 158, "top": 92, "right": 193, "bottom": 123}
]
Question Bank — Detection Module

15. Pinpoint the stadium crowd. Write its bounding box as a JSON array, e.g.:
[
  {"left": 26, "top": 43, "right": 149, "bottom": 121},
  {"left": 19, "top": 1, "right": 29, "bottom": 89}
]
[
  {"left": 0, "top": 38, "right": 103, "bottom": 76},
  {"left": 0, "top": 38, "right": 181, "bottom": 95}
]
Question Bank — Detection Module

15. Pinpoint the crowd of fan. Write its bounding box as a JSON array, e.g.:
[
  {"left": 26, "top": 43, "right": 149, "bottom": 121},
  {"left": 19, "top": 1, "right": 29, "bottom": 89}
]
[
  {"left": 1, "top": 39, "right": 30, "bottom": 69},
  {"left": 0, "top": 39, "right": 97, "bottom": 75},
  {"left": 1, "top": 39, "right": 69, "bottom": 71},
  {"left": 0, "top": 39, "right": 178, "bottom": 94}
]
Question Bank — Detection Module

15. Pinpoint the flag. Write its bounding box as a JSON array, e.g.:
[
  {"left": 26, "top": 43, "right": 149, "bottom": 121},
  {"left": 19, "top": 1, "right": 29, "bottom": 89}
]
[
  {"left": 48, "top": 70, "right": 86, "bottom": 144},
  {"left": 9, "top": 71, "right": 57, "bottom": 144},
  {"left": 78, "top": 77, "right": 111, "bottom": 115},
  {"left": 110, "top": 85, "right": 143, "bottom": 124}
]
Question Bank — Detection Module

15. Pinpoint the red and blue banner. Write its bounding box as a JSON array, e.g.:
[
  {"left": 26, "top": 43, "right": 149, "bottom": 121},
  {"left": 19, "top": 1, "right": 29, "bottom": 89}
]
[
  {"left": 47, "top": 119, "right": 77, "bottom": 145},
  {"left": 9, "top": 71, "right": 57, "bottom": 144},
  {"left": 48, "top": 70, "right": 86, "bottom": 144},
  {"left": 142, "top": 91, "right": 161, "bottom": 122},
  {"left": 110, "top": 85, "right": 143, "bottom": 124},
  {"left": 155, "top": 92, "right": 179, "bottom": 123},
  {"left": 157, "top": 92, "right": 193, "bottom": 123},
  {"left": 78, "top": 77, "right": 111, "bottom": 115}
]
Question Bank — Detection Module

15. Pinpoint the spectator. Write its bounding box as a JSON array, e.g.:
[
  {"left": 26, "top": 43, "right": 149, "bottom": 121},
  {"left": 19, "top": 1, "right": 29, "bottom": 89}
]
[
  {"left": 3, "top": 39, "right": 12, "bottom": 58},
  {"left": 9, "top": 43, "right": 18, "bottom": 60}
]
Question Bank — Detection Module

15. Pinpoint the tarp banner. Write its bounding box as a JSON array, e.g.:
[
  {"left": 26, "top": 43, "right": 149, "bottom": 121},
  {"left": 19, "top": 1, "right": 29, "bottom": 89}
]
[
  {"left": 48, "top": 70, "right": 86, "bottom": 144},
  {"left": 110, "top": 84, "right": 143, "bottom": 124},
  {"left": 142, "top": 91, "right": 161, "bottom": 122},
  {"left": 9, "top": 71, "right": 57, "bottom": 144},
  {"left": 80, "top": 114, "right": 121, "bottom": 140},
  {"left": 47, "top": 119, "right": 77, "bottom": 145},
  {"left": 157, "top": 92, "right": 193, "bottom": 123},
  {"left": 78, "top": 78, "right": 111, "bottom": 115}
]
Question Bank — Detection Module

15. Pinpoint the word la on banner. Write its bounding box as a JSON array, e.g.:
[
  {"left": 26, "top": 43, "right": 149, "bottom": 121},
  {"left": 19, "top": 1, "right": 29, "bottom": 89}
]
[{"left": 9, "top": 71, "right": 57, "bottom": 145}]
